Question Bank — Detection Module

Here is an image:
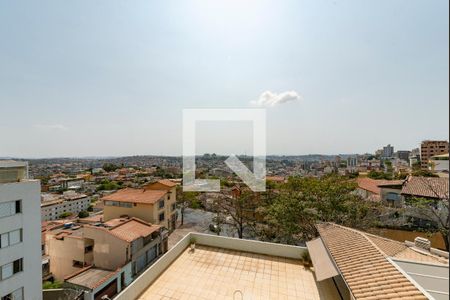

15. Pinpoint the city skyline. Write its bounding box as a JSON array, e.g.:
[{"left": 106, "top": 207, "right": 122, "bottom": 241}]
[{"left": 1, "top": 0, "right": 449, "bottom": 157}]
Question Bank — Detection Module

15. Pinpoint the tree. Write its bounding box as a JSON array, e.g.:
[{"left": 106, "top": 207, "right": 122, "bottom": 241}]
[
  {"left": 214, "top": 189, "right": 258, "bottom": 239},
  {"left": 261, "top": 175, "right": 376, "bottom": 244},
  {"left": 404, "top": 178, "right": 449, "bottom": 251},
  {"left": 59, "top": 212, "right": 72, "bottom": 219},
  {"left": 102, "top": 163, "right": 119, "bottom": 172},
  {"left": 78, "top": 211, "right": 89, "bottom": 218},
  {"left": 412, "top": 170, "right": 439, "bottom": 178},
  {"left": 176, "top": 186, "right": 199, "bottom": 226}
]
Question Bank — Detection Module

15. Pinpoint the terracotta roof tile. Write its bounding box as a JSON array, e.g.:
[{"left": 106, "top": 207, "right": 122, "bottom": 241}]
[
  {"left": 401, "top": 176, "right": 449, "bottom": 199},
  {"left": 317, "top": 223, "right": 427, "bottom": 300},
  {"left": 107, "top": 218, "right": 160, "bottom": 243},
  {"left": 102, "top": 188, "right": 167, "bottom": 204}
]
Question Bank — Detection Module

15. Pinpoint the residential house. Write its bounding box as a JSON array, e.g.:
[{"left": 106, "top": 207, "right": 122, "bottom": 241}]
[
  {"left": 102, "top": 180, "right": 177, "bottom": 232},
  {"left": 44, "top": 217, "right": 168, "bottom": 300}
]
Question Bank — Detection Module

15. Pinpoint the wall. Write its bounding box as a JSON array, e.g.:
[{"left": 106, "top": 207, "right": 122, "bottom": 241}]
[
  {"left": 83, "top": 227, "right": 129, "bottom": 270},
  {"left": 103, "top": 203, "right": 156, "bottom": 224},
  {"left": 114, "top": 233, "right": 307, "bottom": 300},
  {"left": 0, "top": 180, "right": 42, "bottom": 300},
  {"left": 48, "top": 235, "right": 87, "bottom": 281}
]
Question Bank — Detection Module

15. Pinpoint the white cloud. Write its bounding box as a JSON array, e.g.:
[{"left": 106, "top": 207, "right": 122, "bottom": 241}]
[
  {"left": 33, "top": 124, "right": 69, "bottom": 131},
  {"left": 251, "top": 91, "right": 302, "bottom": 107}
]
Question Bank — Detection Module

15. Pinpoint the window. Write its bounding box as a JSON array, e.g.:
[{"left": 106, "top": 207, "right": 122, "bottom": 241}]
[
  {"left": 104, "top": 201, "right": 132, "bottom": 208},
  {"left": 0, "top": 259, "right": 22, "bottom": 281},
  {"left": 84, "top": 245, "right": 93, "bottom": 253},
  {"left": 0, "top": 201, "right": 21, "bottom": 219},
  {"left": 159, "top": 212, "right": 165, "bottom": 222},
  {"left": 158, "top": 199, "right": 165, "bottom": 209},
  {"left": 1, "top": 287, "right": 23, "bottom": 300},
  {"left": 171, "top": 203, "right": 176, "bottom": 211},
  {"left": 0, "top": 229, "right": 22, "bottom": 249}
]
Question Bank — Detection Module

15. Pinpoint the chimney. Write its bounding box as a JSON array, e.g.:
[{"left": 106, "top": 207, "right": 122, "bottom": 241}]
[{"left": 414, "top": 237, "right": 431, "bottom": 251}]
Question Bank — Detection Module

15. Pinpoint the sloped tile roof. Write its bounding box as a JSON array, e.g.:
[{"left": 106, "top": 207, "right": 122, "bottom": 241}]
[
  {"left": 103, "top": 188, "right": 167, "bottom": 204},
  {"left": 401, "top": 176, "right": 449, "bottom": 199},
  {"left": 317, "top": 223, "right": 428, "bottom": 300},
  {"left": 108, "top": 218, "right": 160, "bottom": 243}
]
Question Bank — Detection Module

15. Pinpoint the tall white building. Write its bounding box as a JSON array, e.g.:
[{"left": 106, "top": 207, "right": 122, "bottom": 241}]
[{"left": 0, "top": 161, "right": 42, "bottom": 300}]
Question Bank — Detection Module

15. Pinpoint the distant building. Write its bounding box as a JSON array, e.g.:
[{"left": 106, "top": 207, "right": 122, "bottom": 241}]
[
  {"left": 421, "top": 140, "right": 449, "bottom": 170},
  {"left": 382, "top": 144, "right": 394, "bottom": 158},
  {"left": 0, "top": 161, "right": 42, "bottom": 300},
  {"left": 395, "top": 150, "right": 411, "bottom": 163},
  {"left": 41, "top": 191, "right": 91, "bottom": 221}
]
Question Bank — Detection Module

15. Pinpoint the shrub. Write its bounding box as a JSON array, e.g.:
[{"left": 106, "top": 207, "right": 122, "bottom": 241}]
[{"left": 78, "top": 211, "right": 89, "bottom": 218}]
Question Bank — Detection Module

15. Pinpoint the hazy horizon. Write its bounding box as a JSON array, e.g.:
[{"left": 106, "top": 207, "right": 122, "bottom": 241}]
[{"left": 1, "top": 0, "right": 449, "bottom": 158}]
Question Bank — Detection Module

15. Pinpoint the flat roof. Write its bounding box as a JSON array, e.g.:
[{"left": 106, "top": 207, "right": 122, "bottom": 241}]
[
  {"left": 0, "top": 160, "right": 28, "bottom": 168},
  {"left": 137, "top": 245, "right": 339, "bottom": 300}
]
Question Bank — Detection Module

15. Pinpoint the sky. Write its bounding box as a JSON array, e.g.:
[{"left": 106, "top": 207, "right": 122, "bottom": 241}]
[{"left": 0, "top": 0, "right": 449, "bottom": 158}]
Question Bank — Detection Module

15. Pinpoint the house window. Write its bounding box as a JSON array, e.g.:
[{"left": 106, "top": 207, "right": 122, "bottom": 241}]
[
  {"left": 0, "top": 258, "right": 23, "bottom": 281},
  {"left": 159, "top": 213, "right": 165, "bottom": 222},
  {"left": 171, "top": 203, "right": 176, "bottom": 212},
  {"left": 159, "top": 200, "right": 165, "bottom": 209}
]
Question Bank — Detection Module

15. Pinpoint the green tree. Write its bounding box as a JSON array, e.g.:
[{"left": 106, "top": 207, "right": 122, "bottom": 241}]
[
  {"left": 404, "top": 178, "right": 449, "bottom": 250},
  {"left": 59, "top": 212, "right": 72, "bottom": 219},
  {"left": 102, "top": 163, "right": 119, "bottom": 172},
  {"left": 261, "top": 175, "right": 376, "bottom": 244},
  {"left": 214, "top": 190, "right": 257, "bottom": 239},
  {"left": 78, "top": 211, "right": 89, "bottom": 218}
]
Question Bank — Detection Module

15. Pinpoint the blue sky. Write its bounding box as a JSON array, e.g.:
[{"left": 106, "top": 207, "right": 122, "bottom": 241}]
[{"left": 0, "top": 0, "right": 448, "bottom": 157}]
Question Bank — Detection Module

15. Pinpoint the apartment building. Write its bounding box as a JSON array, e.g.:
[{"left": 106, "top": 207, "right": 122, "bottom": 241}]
[
  {"left": 41, "top": 191, "right": 90, "bottom": 221},
  {"left": 421, "top": 140, "right": 449, "bottom": 170},
  {"left": 44, "top": 217, "right": 168, "bottom": 299},
  {"left": 0, "top": 161, "right": 42, "bottom": 300},
  {"left": 102, "top": 180, "right": 177, "bottom": 231},
  {"left": 382, "top": 144, "right": 394, "bottom": 158}
]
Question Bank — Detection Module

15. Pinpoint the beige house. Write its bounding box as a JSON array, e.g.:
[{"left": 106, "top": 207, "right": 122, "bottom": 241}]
[
  {"left": 45, "top": 218, "right": 168, "bottom": 289},
  {"left": 102, "top": 180, "right": 178, "bottom": 232}
]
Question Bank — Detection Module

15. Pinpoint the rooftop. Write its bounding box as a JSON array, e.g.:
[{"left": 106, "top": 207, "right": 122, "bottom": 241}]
[
  {"left": 115, "top": 233, "right": 340, "bottom": 300},
  {"left": 401, "top": 176, "right": 449, "bottom": 199},
  {"left": 138, "top": 245, "right": 336, "bottom": 300},
  {"left": 0, "top": 160, "right": 28, "bottom": 168},
  {"left": 106, "top": 218, "right": 161, "bottom": 242},
  {"left": 65, "top": 267, "right": 118, "bottom": 290},
  {"left": 317, "top": 223, "right": 449, "bottom": 300},
  {"left": 102, "top": 188, "right": 167, "bottom": 204}
]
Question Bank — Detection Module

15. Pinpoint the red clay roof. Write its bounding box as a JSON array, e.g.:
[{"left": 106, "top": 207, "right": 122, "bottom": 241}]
[
  {"left": 401, "top": 176, "right": 449, "bottom": 199},
  {"left": 102, "top": 188, "right": 167, "bottom": 204},
  {"left": 108, "top": 218, "right": 160, "bottom": 242},
  {"left": 357, "top": 178, "right": 404, "bottom": 195}
]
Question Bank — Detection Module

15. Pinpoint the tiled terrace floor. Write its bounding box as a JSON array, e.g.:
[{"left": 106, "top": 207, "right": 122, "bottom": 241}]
[{"left": 138, "top": 245, "right": 339, "bottom": 300}]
